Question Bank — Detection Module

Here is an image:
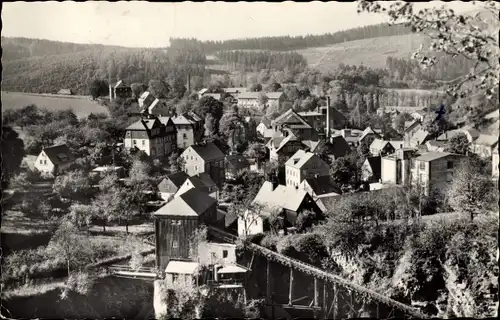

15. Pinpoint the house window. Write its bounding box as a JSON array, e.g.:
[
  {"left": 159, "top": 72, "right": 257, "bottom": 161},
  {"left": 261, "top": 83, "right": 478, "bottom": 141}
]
[
  {"left": 419, "top": 174, "right": 423, "bottom": 182},
  {"left": 447, "top": 161, "right": 453, "bottom": 169},
  {"left": 195, "top": 165, "right": 198, "bottom": 171},
  {"left": 142, "top": 140, "right": 145, "bottom": 146},
  {"left": 223, "top": 250, "right": 228, "bottom": 258},
  {"left": 183, "top": 133, "right": 187, "bottom": 139},
  {"left": 419, "top": 162, "right": 425, "bottom": 170},
  {"left": 133, "top": 139, "right": 137, "bottom": 145},
  {"left": 172, "top": 240, "right": 179, "bottom": 249},
  {"left": 40, "top": 160, "right": 43, "bottom": 164}
]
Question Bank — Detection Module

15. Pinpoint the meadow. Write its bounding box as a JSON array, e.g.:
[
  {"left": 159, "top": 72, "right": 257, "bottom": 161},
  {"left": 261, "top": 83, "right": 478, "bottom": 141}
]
[
  {"left": 1, "top": 91, "right": 109, "bottom": 119},
  {"left": 296, "top": 33, "right": 428, "bottom": 71}
]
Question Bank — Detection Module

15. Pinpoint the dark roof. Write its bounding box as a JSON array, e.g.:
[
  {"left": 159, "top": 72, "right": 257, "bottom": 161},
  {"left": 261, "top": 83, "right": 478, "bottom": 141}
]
[
  {"left": 366, "top": 156, "right": 381, "bottom": 180},
  {"left": 328, "top": 136, "right": 351, "bottom": 158},
  {"left": 42, "top": 144, "right": 74, "bottom": 165},
  {"left": 162, "top": 172, "right": 189, "bottom": 189},
  {"left": 191, "top": 172, "right": 217, "bottom": 190},
  {"left": 226, "top": 154, "right": 250, "bottom": 171},
  {"left": 190, "top": 142, "right": 225, "bottom": 161},
  {"left": 303, "top": 176, "right": 340, "bottom": 196},
  {"left": 261, "top": 118, "right": 272, "bottom": 127},
  {"left": 179, "top": 188, "right": 217, "bottom": 216}
]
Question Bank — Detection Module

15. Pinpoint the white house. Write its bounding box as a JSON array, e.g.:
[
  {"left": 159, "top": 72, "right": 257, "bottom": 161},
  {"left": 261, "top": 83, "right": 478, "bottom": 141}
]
[
  {"left": 164, "top": 260, "right": 199, "bottom": 286},
  {"left": 34, "top": 144, "right": 75, "bottom": 177}
]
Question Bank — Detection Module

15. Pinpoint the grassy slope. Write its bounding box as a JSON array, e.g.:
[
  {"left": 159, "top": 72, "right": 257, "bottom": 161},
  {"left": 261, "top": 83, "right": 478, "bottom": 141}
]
[
  {"left": 1, "top": 91, "right": 109, "bottom": 119},
  {"left": 297, "top": 33, "right": 428, "bottom": 71}
]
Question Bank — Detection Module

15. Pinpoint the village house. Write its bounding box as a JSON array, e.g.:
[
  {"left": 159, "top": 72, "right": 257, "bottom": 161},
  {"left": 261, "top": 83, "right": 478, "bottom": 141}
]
[
  {"left": 225, "top": 153, "right": 251, "bottom": 180},
  {"left": 256, "top": 118, "right": 275, "bottom": 138},
  {"left": 410, "top": 110, "right": 428, "bottom": 122},
  {"left": 298, "top": 109, "right": 326, "bottom": 136},
  {"left": 175, "top": 173, "right": 219, "bottom": 200},
  {"left": 160, "top": 112, "right": 204, "bottom": 149},
  {"left": 154, "top": 188, "right": 219, "bottom": 273},
  {"left": 471, "top": 134, "right": 498, "bottom": 158},
  {"left": 124, "top": 116, "right": 177, "bottom": 158},
  {"left": 157, "top": 171, "right": 190, "bottom": 202},
  {"left": 138, "top": 91, "right": 162, "bottom": 114},
  {"left": 197, "top": 88, "right": 209, "bottom": 99},
  {"left": 370, "top": 139, "right": 396, "bottom": 157},
  {"left": 271, "top": 109, "right": 317, "bottom": 141},
  {"left": 284, "top": 150, "right": 329, "bottom": 189},
  {"left": 408, "top": 129, "right": 431, "bottom": 148},
  {"left": 266, "top": 92, "right": 286, "bottom": 110},
  {"left": 34, "top": 144, "right": 75, "bottom": 177},
  {"left": 380, "top": 148, "right": 418, "bottom": 187},
  {"left": 358, "top": 127, "right": 380, "bottom": 146},
  {"left": 238, "top": 181, "right": 322, "bottom": 237},
  {"left": 90, "top": 166, "right": 126, "bottom": 180},
  {"left": 110, "top": 80, "right": 132, "bottom": 102},
  {"left": 197, "top": 242, "right": 249, "bottom": 288},
  {"left": 492, "top": 145, "right": 499, "bottom": 180},
  {"left": 224, "top": 87, "right": 247, "bottom": 98},
  {"left": 299, "top": 176, "right": 340, "bottom": 213},
  {"left": 338, "top": 128, "right": 363, "bottom": 147},
  {"left": 361, "top": 156, "right": 382, "bottom": 183},
  {"left": 437, "top": 128, "right": 480, "bottom": 144},
  {"left": 164, "top": 261, "right": 199, "bottom": 286},
  {"left": 403, "top": 120, "right": 422, "bottom": 145},
  {"left": 321, "top": 136, "right": 351, "bottom": 161},
  {"left": 181, "top": 142, "right": 226, "bottom": 188},
  {"left": 410, "top": 152, "right": 467, "bottom": 196},
  {"left": 266, "top": 133, "right": 309, "bottom": 163}
]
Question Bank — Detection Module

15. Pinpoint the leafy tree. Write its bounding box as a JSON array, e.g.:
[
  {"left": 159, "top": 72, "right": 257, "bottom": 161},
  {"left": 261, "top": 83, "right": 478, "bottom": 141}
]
[
  {"left": 16, "top": 105, "right": 43, "bottom": 129},
  {"left": 329, "top": 151, "right": 363, "bottom": 192},
  {"left": 445, "top": 132, "right": 471, "bottom": 155},
  {"left": 52, "top": 170, "right": 93, "bottom": 202},
  {"left": 88, "top": 79, "right": 109, "bottom": 100},
  {"left": 196, "top": 96, "right": 224, "bottom": 121},
  {"left": 294, "top": 209, "right": 319, "bottom": 232},
  {"left": 249, "top": 83, "right": 262, "bottom": 92},
  {"left": 168, "top": 151, "right": 186, "bottom": 173},
  {"left": 395, "top": 112, "right": 413, "bottom": 133},
  {"left": 148, "top": 79, "right": 170, "bottom": 99},
  {"left": 66, "top": 203, "right": 93, "bottom": 232},
  {"left": 130, "top": 82, "right": 147, "bottom": 99},
  {"left": 9, "top": 172, "right": 32, "bottom": 192},
  {"left": 1, "top": 127, "right": 24, "bottom": 188},
  {"left": 219, "top": 111, "right": 247, "bottom": 151},
  {"left": 245, "top": 143, "right": 267, "bottom": 165},
  {"left": 265, "top": 82, "right": 282, "bottom": 92},
  {"left": 358, "top": 1, "right": 499, "bottom": 120},
  {"left": 257, "top": 92, "right": 268, "bottom": 107},
  {"left": 91, "top": 186, "right": 121, "bottom": 232},
  {"left": 46, "top": 221, "right": 89, "bottom": 276},
  {"left": 447, "top": 158, "right": 495, "bottom": 221},
  {"left": 129, "top": 158, "right": 152, "bottom": 185}
]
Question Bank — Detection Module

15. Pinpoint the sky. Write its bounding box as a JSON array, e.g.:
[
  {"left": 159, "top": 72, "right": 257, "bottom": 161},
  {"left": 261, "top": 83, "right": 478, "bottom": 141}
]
[{"left": 1, "top": 1, "right": 480, "bottom": 48}]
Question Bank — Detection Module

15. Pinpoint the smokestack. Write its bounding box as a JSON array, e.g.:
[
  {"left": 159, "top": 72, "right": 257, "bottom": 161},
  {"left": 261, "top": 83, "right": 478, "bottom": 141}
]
[
  {"left": 109, "top": 84, "right": 113, "bottom": 102},
  {"left": 186, "top": 73, "right": 191, "bottom": 93},
  {"left": 326, "top": 96, "right": 331, "bottom": 138}
]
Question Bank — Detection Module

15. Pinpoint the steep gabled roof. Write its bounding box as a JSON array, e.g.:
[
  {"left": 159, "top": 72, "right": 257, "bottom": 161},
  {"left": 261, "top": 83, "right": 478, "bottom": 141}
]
[
  {"left": 303, "top": 176, "right": 340, "bottom": 196},
  {"left": 359, "top": 127, "right": 378, "bottom": 141},
  {"left": 328, "top": 136, "right": 351, "bottom": 158},
  {"left": 253, "top": 183, "right": 310, "bottom": 213},
  {"left": 193, "top": 172, "right": 217, "bottom": 189},
  {"left": 42, "top": 144, "right": 74, "bottom": 165},
  {"left": 285, "top": 150, "right": 316, "bottom": 169},
  {"left": 189, "top": 142, "right": 225, "bottom": 161},
  {"left": 474, "top": 134, "right": 498, "bottom": 147},
  {"left": 272, "top": 109, "right": 311, "bottom": 129},
  {"left": 275, "top": 134, "right": 301, "bottom": 152},
  {"left": 162, "top": 172, "right": 190, "bottom": 189},
  {"left": 266, "top": 92, "right": 284, "bottom": 99},
  {"left": 125, "top": 117, "right": 160, "bottom": 131},
  {"left": 370, "top": 139, "right": 390, "bottom": 151},
  {"left": 154, "top": 188, "right": 216, "bottom": 217},
  {"left": 415, "top": 152, "right": 452, "bottom": 162},
  {"left": 410, "top": 130, "right": 430, "bottom": 145},
  {"left": 114, "top": 80, "right": 130, "bottom": 89}
]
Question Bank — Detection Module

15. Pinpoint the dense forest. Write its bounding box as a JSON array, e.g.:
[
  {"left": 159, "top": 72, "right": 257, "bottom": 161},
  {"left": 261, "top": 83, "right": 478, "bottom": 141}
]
[
  {"left": 170, "top": 23, "right": 411, "bottom": 52},
  {"left": 0, "top": 37, "right": 144, "bottom": 61},
  {"left": 213, "top": 50, "right": 307, "bottom": 72}
]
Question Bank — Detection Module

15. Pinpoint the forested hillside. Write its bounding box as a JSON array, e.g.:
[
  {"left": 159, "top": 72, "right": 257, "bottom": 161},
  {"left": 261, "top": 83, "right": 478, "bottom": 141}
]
[
  {"left": 170, "top": 23, "right": 411, "bottom": 52},
  {"left": 212, "top": 51, "right": 307, "bottom": 72},
  {"left": 1, "top": 47, "right": 207, "bottom": 95},
  {"left": 1, "top": 37, "right": 142, "bottom": 61}
]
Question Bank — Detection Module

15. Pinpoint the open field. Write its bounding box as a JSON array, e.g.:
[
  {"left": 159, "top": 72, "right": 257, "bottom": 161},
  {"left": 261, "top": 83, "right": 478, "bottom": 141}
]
[
  {"left": 1, "top": 91, "right": 109, "bottom": 119},
  {"left": 297, "top": 34, "right": 428, "bottom": 71}
]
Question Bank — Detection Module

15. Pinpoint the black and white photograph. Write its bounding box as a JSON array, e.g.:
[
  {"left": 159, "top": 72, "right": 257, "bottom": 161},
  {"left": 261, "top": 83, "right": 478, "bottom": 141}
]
[{"left": 1, "top": 1, "right": 498, "bottom": 319}]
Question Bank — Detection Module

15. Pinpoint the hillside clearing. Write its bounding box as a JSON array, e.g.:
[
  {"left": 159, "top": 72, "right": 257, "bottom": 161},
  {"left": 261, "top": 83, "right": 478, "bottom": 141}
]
[
  {"left": 297, "top": 34, "right": 428, "bottom": 71},
  {"left": 1, "top": 91, "right": 109, "bottom": 119}
]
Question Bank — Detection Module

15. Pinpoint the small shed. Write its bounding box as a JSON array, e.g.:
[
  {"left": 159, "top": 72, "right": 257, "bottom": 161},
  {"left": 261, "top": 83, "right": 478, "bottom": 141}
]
[
  {"left": 57, "top": 89, "right": 74, "bottom": 95},
  {"left": 165, "top": 260, "right": 199, "bottom": 286}
]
